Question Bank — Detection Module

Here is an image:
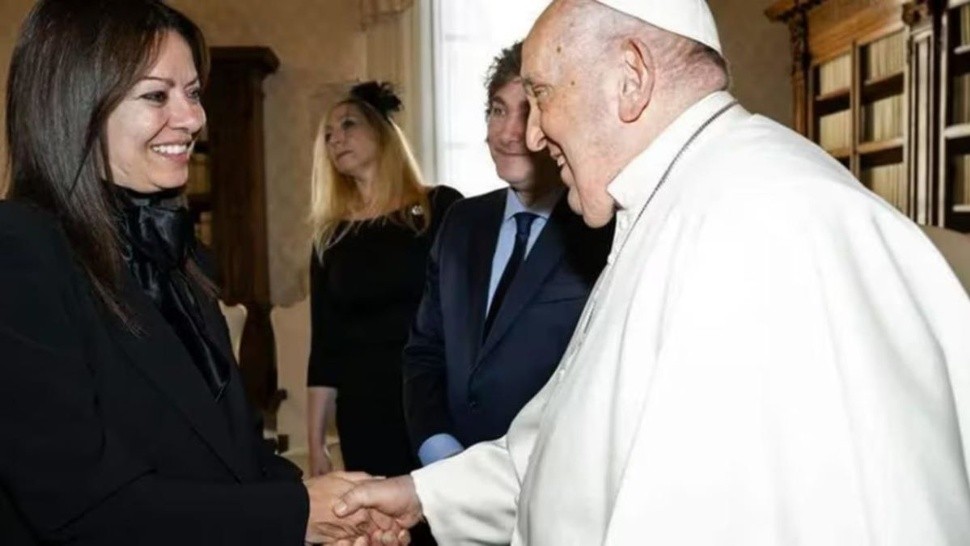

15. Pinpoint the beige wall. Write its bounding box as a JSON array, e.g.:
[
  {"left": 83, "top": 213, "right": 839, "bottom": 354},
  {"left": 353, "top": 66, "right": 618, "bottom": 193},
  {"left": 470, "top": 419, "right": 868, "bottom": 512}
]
[{"left": 711, "top": 0, "right": 793, "bottom": 127}]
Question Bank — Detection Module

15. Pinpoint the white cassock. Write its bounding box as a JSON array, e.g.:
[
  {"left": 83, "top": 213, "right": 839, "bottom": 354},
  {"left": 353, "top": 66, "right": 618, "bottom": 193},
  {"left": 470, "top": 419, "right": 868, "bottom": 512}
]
[{"left": 411, "top": 91, "right": 970, "bottom": 545}]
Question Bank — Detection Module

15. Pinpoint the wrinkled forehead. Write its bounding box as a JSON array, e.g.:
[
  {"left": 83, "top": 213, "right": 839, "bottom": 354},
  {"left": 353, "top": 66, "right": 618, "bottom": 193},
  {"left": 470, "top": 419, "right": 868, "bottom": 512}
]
[
  {"left": 522, "top": 3, "right": 577, "bottom": 81},
  {"left": 521, "top": 30, "right": 559, "bottom": 82}
]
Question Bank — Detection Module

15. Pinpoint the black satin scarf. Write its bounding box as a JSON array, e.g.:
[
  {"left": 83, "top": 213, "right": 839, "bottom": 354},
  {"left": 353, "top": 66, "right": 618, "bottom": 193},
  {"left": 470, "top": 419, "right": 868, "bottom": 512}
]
[{"left": 115, "top": 188, "right": 231, "bottom": 400}]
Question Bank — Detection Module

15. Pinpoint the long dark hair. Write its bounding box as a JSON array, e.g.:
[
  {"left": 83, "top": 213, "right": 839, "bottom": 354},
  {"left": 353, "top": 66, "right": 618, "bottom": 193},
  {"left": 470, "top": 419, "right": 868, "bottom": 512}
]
[{"left": 5, "top": 0, "right": 209, "bottom": 327}]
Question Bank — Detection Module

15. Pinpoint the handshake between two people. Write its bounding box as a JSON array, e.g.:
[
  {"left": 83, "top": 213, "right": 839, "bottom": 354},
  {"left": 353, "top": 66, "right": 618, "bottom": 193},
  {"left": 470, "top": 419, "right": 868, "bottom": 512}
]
[{"left": 304, "top": 472, "right": 423, "bottom": 545}]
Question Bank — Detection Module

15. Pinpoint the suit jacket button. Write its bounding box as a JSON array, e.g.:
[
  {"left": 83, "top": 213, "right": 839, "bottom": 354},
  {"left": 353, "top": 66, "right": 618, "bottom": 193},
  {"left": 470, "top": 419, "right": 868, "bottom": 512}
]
[{"left": 469, "top": 398, "right": 480, "bottom": 410}]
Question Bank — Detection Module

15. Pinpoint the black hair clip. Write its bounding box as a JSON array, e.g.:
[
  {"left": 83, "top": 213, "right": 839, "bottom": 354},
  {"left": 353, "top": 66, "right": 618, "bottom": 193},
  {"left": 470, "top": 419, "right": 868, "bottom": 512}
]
[{"left": 350, "top": 81, "right": 402, "bottom": 121}]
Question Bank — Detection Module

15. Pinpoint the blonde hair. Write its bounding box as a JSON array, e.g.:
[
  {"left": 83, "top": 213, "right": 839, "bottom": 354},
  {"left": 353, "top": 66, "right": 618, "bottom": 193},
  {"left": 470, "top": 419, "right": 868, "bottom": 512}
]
[{"left": 309, "top": 98, "right": 431, "bottom": 256}]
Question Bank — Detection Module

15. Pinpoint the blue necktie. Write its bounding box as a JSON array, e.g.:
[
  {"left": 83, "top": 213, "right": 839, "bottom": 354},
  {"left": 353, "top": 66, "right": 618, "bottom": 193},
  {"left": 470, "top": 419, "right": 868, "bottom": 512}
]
[{"left": 484, "top": 212, "right": 538, "bottom": 339}]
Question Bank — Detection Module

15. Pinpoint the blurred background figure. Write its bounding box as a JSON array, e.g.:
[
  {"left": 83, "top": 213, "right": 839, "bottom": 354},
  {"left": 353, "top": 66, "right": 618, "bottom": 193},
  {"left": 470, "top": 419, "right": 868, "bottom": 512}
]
[{"left": 305, "top": 81, "right": 461, "bottom": 481}]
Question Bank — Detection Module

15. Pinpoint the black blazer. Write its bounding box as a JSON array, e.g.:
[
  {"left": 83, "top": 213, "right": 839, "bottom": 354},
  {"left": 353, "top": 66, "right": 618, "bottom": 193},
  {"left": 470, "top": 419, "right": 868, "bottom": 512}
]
[
  {"left": 0, "top": 202, "right": 307, "bottom": 546},
  {"left": 403, "top": 189, "right": 613, "bottom": 450}
]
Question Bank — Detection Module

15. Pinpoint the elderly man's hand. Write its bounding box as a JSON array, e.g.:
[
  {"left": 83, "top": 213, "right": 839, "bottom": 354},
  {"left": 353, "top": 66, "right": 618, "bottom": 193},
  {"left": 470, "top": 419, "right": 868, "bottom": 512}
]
[
  {"left": 304, "top": 472, "right": 410, "bottom": 545},
  {"left": 333, "top": 475, "right": 424, "bottom": 542}
]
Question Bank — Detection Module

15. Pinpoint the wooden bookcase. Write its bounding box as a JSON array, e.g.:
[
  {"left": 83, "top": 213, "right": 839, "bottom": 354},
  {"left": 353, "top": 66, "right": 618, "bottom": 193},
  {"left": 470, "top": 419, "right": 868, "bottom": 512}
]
[
  {"left": 768, "top": 0, "right": 910, "bottom": 214},
  {"left": 188, "top": 46, "right": 287, "bottom": 432},
  {"left": 940, "top": 0, "right": 970, "bottom": 230},
  {"left": 767, "top": 0, "right": 970, "bottom": 233}
]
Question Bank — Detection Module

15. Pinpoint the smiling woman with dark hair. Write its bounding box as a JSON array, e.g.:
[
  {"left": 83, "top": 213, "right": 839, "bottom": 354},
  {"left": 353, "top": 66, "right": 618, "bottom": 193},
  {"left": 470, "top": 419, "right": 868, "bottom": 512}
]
[{"left": 0, "top": 1, "right": 390, "bottom": 545}]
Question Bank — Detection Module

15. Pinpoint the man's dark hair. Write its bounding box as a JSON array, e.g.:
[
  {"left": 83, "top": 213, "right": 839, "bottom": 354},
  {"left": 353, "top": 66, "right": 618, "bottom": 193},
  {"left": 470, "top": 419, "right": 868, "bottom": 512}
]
[{"left": 484, "top": 41, "right": 522, "bottom": 116}]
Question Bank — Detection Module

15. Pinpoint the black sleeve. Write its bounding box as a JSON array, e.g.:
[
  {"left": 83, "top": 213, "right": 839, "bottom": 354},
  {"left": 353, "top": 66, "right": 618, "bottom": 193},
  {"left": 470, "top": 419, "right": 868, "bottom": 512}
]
[
  {"left": 0, "top": 209, "right": 308, "bottom": 546},
  {"left": 428, "top": 185, "right": 463, "bottom": 238},
  {"left": 402, "top": 208, "right": 458, "bottom": 453},
  {"left": 191, "top": 255, "right": 301, "bottom": 481},
  {"left": 306, "top": 253, "right": 343, "bottom": 388},
  {"left": 249, "top": 409, "right": 304, "bottom": 481}
]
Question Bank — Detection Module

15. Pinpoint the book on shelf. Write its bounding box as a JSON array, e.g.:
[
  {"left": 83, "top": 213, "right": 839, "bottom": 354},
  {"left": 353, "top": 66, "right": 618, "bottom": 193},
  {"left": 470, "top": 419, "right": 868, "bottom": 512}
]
[
  {"left": 195, "top": 211, "right": 213, "bottom": 247},
  {"left": 818, "top": 110, "right": 852, "bottom": 151},
  {"left": 818, "top": 54, "right": 851, "bottom": 96},
  {"left": 952, "top": 154, "right": 970, "bottom": 207},
  {"left": 961, "top": 5, "right": 970, "bottom": 49},
  {"left": 862, "top": 95, "right": 903, "bottom": 142},
  {"left": 186, "top": 153, "right": 210, "bottom": 196},
  {"left": 865, "top": 32, "right": 905, "bottom": 81},
  {"left": 953, "top": 74, "right": 970, "bottom": 125},
  {"left": 861, "top": 163, "right": 907, "bottom": 213}
]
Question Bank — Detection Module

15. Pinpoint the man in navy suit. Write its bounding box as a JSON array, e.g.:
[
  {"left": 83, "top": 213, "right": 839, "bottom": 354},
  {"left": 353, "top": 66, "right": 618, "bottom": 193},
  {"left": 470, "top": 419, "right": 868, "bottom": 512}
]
[{"left": 403, "top": 41, "right": 613, "bottom": 465}]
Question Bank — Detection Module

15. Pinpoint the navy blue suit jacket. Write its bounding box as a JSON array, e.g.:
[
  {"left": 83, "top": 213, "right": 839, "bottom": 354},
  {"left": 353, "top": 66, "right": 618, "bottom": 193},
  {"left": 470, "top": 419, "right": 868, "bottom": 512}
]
[{"left": 403, "top": 189, "right": 613, "bottom": 451}]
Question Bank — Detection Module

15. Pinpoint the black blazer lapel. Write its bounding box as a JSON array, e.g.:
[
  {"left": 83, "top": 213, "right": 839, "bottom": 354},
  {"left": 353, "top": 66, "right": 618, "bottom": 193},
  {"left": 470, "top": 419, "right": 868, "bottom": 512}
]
[
  {"left": 196, "top": 290, "right": 235, "bottom": 367},
  {"left": 465, "top": 190, "right": 506, "bottom": 349},
  {"left": 477, "top": 195, "right": 570, "bottom": 362},
  {"left": 194, "top": 287, "right": 262, "bottom": 475},
  {"left": 112, "top": 273, "right": 247, "bottom": 481}
]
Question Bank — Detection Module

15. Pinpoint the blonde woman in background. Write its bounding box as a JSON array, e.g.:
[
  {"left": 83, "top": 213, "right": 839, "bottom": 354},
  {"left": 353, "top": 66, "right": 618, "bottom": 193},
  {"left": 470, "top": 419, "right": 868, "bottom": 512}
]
[{"left": 306, "top": 83, "right": 461, "bottom": 509}]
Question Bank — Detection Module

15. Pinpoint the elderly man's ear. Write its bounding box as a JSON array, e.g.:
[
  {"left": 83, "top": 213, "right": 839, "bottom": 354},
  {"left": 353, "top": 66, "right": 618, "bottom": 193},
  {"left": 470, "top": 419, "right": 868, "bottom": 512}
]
[{"left": 618, "top": 38, "right": 654, "bottom": 123}]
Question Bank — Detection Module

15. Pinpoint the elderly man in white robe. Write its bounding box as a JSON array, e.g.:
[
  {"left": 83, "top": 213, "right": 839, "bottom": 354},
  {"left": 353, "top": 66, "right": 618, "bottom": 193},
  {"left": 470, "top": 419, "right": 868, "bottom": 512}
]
[{"left": 332, "top": 0, "right": 970, "bottom": 544}]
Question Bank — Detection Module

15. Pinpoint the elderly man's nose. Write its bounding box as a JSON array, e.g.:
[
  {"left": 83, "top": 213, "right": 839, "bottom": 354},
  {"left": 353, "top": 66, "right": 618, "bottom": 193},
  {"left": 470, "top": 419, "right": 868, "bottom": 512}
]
[{"left": 525, "top": 108, "right": 546, "bottom": 152}]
